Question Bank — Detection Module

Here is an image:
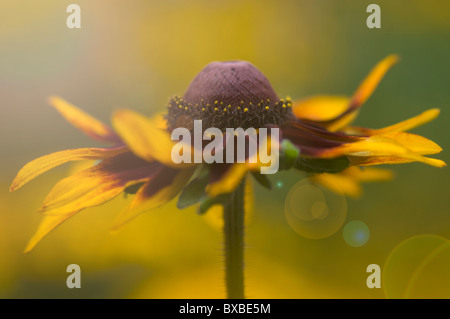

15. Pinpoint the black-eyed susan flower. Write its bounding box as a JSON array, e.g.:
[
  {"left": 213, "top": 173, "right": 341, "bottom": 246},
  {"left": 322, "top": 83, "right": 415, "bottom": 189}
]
[{"left": 10, "top": 56, "right": 445, "bottom": 298}]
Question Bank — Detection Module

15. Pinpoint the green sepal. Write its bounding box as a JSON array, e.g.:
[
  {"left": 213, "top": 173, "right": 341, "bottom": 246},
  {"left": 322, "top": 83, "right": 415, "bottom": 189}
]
[
  {"left": 294, "top": 156, "right": 350, "bottom": 174},
  {"left": 278, "top": 139, "right": 301, "bottom": 171},
  {"left": 176, "top": 166, "right": 210, "bottom": 209}
]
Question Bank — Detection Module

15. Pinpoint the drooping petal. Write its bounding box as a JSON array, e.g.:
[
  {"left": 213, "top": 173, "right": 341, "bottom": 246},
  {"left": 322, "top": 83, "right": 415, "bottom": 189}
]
[
  {"left": 24, "top": 152, "right": 159, "bottom": 252},
  {"left": 49, "top": 96, "right": 121, "bottom": 143},
  {"left": 40, "top": 152, "right": 158, "bottom": 216},
  {"left": 345, "top": 109, "right": 440, "bottom": 135},
  {"left": 24, "top": 212, "right": 78, "bottom": 253},
  {"left": 310, "top": 172, "right": 362, "bottom": 198},
  {"left": 310, "top": 166, "right": 393, "bottom": 198},
  {"left": 111, "top": 166, "right": 195, "bottom": 231},
  {"left": 344, "top": 166, "right": 394, "bottom": 182},
  {"left": 112, "top": 109, "right": 194, "bottom": 168},
  {"left": 9, "top": 146, "right": 128, "bottom": 192}
]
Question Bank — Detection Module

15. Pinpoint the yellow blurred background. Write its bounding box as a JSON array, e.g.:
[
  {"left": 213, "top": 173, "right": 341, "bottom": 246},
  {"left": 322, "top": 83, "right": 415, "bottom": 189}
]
[{"left": 1, "top": 0, "right": 449, "bottom": 298}]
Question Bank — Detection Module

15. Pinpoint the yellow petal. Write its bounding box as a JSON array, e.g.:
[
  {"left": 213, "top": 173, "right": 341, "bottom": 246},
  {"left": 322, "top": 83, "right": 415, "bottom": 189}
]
[
  {"left": 112, "top": 109, "right": 193, "bottom": 168},
  {"left": 111, "top": 167, "right": 195, "bottom": 231},
  {"left": 310, "top": 167, "right": 393, "bottom": 198},
  {"left": 148, "top": 113, "right": 168, "bottom": 130},
  {"left": 381, "top": 132, "right": 442, "bottom": 155},
  {"left": 25, "top": 155, "right": 162, "bottom": 251},
  {"left": 343, "top": 166, "right": 394, "bottom": 182},
  {"left": 292, "top": 96, "right": 350, "bottom": 122},
  {"left": 206, "top": 164, "right": 249, "bottom": 197},
  {"left": 349, "top": 155, "right": 446, "bottom": 167},
  {"left": 326, "top": 110, "right": 359, "bottom": 132},
  {"left": 349, "top": 109, "right": 440, "bottom": 135},
  {"left": 350, "top": 55, "right": 399, "bottom": 107},
  {"left": 9, "top": 146, "right": 127, "bottom": 192},
  {"left": 201, "top": 204, "right": 224, "bottom": 230},
  {"left": 24, "top": 212, "right": 77, "bottom": 253},
  {"left": 328, "top": 55, "right": 399, "bottom": 131},
  {"left": 49, "top": 96, "right": 120, "bottom": 143},
  {"left": 40, "top": 175, "right": 126, "bottom": 216},
  {"left": 40, "top": 153, "right": 153, "bottom": 216},
  {"left": 292, "top": 55, "right": 398, "bottom": 132},
  {"left": 321, "top": 137, "right": 408, "bottom": 158},
  {"left": 321, "top": 135, "right": 446, "bottom": 168},
  {"left": 310, "top": 173, "right": 362, "bottom": 198}
]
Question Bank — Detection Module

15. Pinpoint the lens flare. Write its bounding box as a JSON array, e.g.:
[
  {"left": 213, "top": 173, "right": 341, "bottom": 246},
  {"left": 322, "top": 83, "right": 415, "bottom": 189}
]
[
  {"left": 383, "top": 234, "right": 450, "bottom": 299},
  {"left": 343, "top": 220, "right": 370, "bottom": 247},
  {"left": 284, "top": 179, "right": 347, "bottom": 239}
]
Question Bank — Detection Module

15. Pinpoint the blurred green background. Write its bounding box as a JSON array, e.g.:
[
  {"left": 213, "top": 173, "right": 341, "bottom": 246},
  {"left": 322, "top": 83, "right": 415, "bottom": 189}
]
[{"left": 1, "top": 0, "right": 449, "bottom": 298}]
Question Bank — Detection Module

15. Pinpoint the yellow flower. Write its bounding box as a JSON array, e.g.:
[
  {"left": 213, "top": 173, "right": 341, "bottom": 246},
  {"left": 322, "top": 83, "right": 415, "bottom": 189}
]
[{"left": 10, "top": 57, "right": 445, "bottom": 253}]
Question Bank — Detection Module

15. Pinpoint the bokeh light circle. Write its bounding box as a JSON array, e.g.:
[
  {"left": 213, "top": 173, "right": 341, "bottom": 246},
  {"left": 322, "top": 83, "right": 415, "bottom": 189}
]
[
  {"left": 275, "top": 180, "right": 284, "bottom": 189},
  {"left": 284, "top": 179, "right": 347, "bottom": 239},
  {"left": 343, "top": 220, "right": 370, "bottom": 247},
  {"left": 383, "top": 234, "right": 450, "bottom": 299}
]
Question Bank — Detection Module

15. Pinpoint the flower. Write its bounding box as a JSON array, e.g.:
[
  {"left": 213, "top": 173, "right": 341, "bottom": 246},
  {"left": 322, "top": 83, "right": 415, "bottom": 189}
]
[{"left": 10, "top": 56, "right": 445, "bottom": 252}]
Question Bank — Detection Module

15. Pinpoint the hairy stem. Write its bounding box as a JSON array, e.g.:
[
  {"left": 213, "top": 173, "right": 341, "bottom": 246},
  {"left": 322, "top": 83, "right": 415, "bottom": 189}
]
[{"left": 223, "top": 181, "right": 245, "bottom": 299}]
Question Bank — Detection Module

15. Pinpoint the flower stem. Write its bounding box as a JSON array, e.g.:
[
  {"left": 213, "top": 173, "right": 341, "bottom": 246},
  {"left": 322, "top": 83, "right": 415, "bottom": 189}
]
[{"left": 223, "top": 181, "right": 245, "bottom": 299}]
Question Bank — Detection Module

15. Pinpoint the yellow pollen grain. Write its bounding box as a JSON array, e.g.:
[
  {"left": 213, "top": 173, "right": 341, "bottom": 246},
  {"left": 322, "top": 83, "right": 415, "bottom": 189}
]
[
  {"left": 184, "top": 107, "right": 188, "bottom": 110},
  {"left": 178, "top": 105, "right": 182, "bottom": 109},
  {"left": 220, "top": 102, "right": 224, "bottom": 105},
  {"left": 244, "top": 108, "right": 248, "bottom": 112},
  {"left": 267, "top": 99, "right": 270, "bottom": 102},
  {"left": 240, "top": 101, "right": 244, "bottom": 104},
  {"left": 214, "top": 101, "right": 218, "bottom": 104},
  {"left": 202, "top": 108, "right": 205, "bottom": 111},
  {"left": 223, "top": 108, "right": 227, "bottom": 112},
  {"left": 214, "top": 107, "right": 218, "bottom": 111},
  {"left": 282, "top": 104, "right": 286, "bottom": 108},
  {"left": 237, "top": 107, "right": 241, "bottom": 110},
  {"left": 265, "top": 106, "right": 269, "bottom": 110},
  {"left": 286, "top": 96, "right": 292, "bottom": 101},
  {"left": 228, "top": 104, "right": 231, "bottom": 108}
]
